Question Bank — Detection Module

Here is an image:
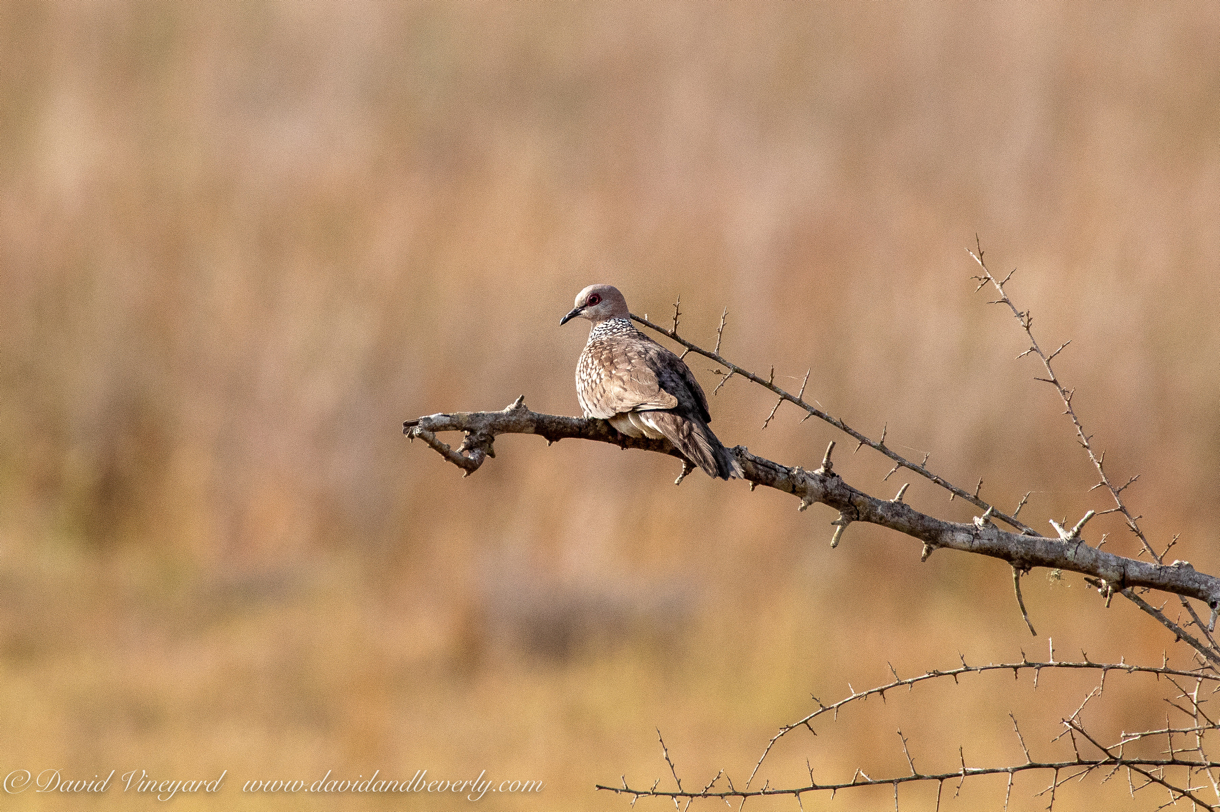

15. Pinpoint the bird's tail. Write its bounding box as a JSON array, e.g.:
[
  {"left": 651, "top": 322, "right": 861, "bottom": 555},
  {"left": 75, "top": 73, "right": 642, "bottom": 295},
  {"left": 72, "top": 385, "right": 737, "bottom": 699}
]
[{"left": 642, "top": 412, "right": 742, "bottom": 480}]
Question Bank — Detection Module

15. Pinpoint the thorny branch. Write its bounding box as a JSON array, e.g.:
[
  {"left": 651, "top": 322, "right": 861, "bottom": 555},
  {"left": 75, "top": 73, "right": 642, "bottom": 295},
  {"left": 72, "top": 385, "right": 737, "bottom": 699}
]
[
  {"left": 405, "top": 272, "right": 1220, "bottom": 643},
  {"left": 404, "top": 399, "right": 1220, "bottom": 613},
  {"left": 627, "top": 311, "right": 1036, "bottom": 535},
  {"left": 402, "top": 240, "right": 1220, "bottom": 808},
  {"left": 597, "top": 659, "right": 1220, "bottom": 810},
  {"left": 969, "top": 237, "right": 1220, "bottom": 662}
]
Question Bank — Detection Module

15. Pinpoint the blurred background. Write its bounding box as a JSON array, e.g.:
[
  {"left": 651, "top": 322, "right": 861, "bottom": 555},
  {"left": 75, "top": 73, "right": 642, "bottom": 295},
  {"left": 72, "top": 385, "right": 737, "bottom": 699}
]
[{"left": 2, "top": 2, "right": 1218, "bottom": 810}]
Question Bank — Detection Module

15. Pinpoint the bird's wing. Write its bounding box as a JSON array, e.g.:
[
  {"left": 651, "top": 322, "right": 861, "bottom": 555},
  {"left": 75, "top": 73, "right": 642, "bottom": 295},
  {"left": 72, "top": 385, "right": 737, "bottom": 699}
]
[
  {"left": 580, "top": 334, "right": 679, "bottom": 418},
  {"left": 648, "top": 340, "right": 713, "bottom": 423},
  {"left": 625, "top": 335, "right": 712, "bottom": 422}
]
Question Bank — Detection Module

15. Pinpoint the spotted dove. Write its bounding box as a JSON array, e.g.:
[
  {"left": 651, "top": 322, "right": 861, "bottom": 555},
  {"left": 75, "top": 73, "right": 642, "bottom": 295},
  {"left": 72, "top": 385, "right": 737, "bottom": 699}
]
[{"left": 560, "top": 284, "right": 742, "bottom": 480}]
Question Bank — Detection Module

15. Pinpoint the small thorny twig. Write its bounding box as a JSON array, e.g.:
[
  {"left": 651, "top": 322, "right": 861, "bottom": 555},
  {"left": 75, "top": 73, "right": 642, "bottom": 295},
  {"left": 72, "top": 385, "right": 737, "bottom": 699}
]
[
  {"left": 969, "top": 237, "right": 1220, "bottom": 666},
  {"left": 599, "top": 659, "right": 1220, "bottom": 810},
  {"left": 629, "top": 310, "right": 1036, "bottom": 535},
  {"left": 1012, "top": 566, "right": 1038, "bottom": 637}
]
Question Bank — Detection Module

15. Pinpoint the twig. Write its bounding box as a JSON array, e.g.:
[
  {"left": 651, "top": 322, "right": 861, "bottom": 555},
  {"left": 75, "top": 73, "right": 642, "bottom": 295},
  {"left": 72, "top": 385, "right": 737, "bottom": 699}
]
[
  {"left": 970, "top": 239, "right": 1220, "bottom": 663},
  {"left": 744, "top": 657, "right": 1220, "bottom": 789},
  {"left": 1013, "top": 567, "right": 1038, "bottom": 637},
  {"left": 628, "top": 313, "right": 1034, "bottom": 535}
]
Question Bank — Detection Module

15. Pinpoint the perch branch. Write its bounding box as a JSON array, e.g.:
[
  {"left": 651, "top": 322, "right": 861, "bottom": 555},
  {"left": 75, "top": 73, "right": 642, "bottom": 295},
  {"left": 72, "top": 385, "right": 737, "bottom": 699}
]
[{"left": 404, "top": 401, "right": 1220, "bottom": 628}]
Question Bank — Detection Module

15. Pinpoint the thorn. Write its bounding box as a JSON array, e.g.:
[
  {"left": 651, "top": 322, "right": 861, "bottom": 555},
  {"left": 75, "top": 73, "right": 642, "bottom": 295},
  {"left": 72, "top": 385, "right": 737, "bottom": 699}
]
[
  {"left": 816, "top": 441, "right": 836, "bottom": 476},
  {"left": 796, "top": 369, "right": 811, "bottom": 400},
  {"left": 1049, "top": 510, "right": 1095, "bottom": 541},
  {"left": 892, "top": 483, "right": 910, "bottom": 503},
  {"left": 762, "top": 394, "right": 784, "bottom": 430},
  {"left": 830, "top": 514, "right": 850, "bottom": 548},
  {"left": 1091, "top": 580, "right": 1115, "bottom": 605},
  {"left": 712, "top": 368, "right": 734, "bottom": 395},
  {"left": 921, "top": 543, "right": 935, "bottom": 562},
  {"left": 1046, "top": 340, "right": 1071, "bottom": 362},
  {"left": 713, "top": 307, "right": 728, "bottom": 355},
  {"left": 973, "top": 506, "right": 995, "bottom": 528},
  {"left": 1068, "top": 510, "right": 1095, "bottom": 539}
]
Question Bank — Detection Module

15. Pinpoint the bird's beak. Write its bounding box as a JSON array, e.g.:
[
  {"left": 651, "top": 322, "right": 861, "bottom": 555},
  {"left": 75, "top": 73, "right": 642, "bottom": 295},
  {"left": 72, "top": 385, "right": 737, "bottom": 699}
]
[{"left": 559, "top": 306, "right": 583, "bottom": 326}]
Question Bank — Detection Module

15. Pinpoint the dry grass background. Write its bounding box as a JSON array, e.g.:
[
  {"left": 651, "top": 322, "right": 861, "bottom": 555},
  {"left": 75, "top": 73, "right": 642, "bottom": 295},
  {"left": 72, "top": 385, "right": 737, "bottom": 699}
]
[{"left": 1, "top": 2, "right": 1219, "bottom": 810}]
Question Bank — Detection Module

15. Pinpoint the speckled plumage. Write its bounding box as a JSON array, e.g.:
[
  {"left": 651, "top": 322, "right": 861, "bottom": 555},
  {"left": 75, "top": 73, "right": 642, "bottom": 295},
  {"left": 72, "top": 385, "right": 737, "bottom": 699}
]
[{"left": 561, "top": 285, "right": 741, "bottom": 479}]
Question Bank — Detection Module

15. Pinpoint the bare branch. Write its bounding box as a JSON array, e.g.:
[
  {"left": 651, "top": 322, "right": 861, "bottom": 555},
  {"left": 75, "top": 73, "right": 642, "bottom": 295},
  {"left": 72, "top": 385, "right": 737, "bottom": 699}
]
[
  {"left": 405, "top": 402, "right": 1220, "bottom": 617},
  {"left": 626, "top": 313, "right": 1034, "bottom": 535},
  {"left": 1013, "top": 567, "right": 1038, "bottom": 637},
  {"left": 969, "top": 239, "right": 1220, "bottom": 662},
  {"left": 762, "top": 394, "right": 785, "bottom": 430},
  {"left": 657, "top": 729, "right": 683, "bottom": 793},
  {"left": 742, "top": 657, "right": 1220, "bottom": 791},
  {"left": 713, "top": 307, "right": 728, "bottom": 355},
  {"left": 973, "top": 243, "right": 1157, "bottom": 543},
  {"left": 602, "top": 660, "right": 1220, "bottom": 808}
]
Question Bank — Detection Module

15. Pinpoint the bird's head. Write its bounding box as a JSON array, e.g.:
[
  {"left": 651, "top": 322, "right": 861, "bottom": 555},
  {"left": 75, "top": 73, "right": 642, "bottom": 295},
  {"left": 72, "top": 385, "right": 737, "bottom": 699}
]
[{"left": 560, "top": 284, "right": 631, "bottom": 326}]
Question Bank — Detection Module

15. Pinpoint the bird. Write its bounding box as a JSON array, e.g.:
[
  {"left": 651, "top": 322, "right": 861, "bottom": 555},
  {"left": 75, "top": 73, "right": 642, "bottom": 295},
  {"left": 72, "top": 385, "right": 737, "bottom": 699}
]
[{"left": 560, "top": 284, "right": 742, "bottom": 480}]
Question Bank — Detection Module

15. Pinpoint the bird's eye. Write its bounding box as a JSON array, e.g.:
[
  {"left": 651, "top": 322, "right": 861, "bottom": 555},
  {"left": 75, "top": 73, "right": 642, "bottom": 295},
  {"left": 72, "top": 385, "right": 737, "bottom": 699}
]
[{"left": 588, "top": 294, "right": 601, "bottom": 305}]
